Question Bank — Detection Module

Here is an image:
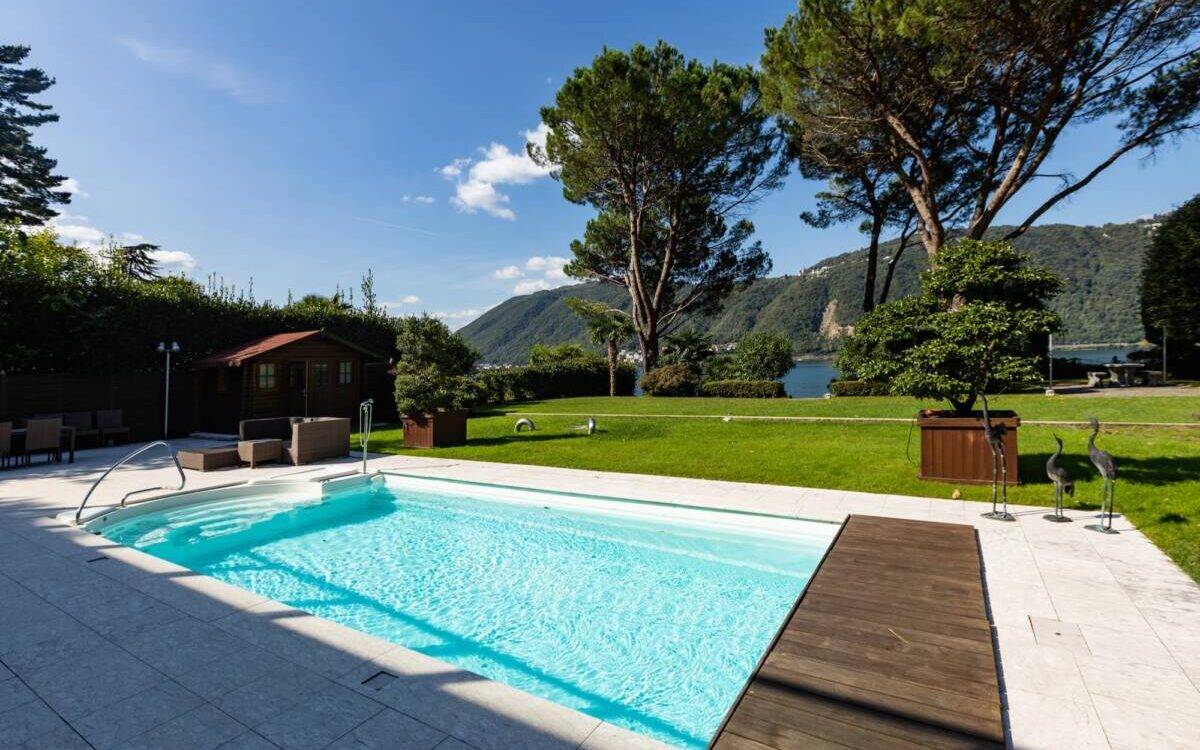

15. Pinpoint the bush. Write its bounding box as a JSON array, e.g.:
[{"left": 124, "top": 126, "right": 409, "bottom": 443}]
[
  {"left": 733, "top": 331, "right": 794, "bottom": 380},
  {"left": 828, "top": 379, "right": 891, "bottom": 397},
  {"left": 700, "top": 379, "right": 786, "bottom": 398},
  {"left": 640, "top": 363, "right": 701, "bottom": 396},
  {"left": 393, "top": 315, "right": 480, "bottom": 416},
  {"left": 528, "top": 343, "right": 599, "bottom": 366},
  {"left": 702, "top": 354, "right": 741, "bottom": 381},
  {"left": 477, "top": 359, "right": 636, "bottom": 403}
]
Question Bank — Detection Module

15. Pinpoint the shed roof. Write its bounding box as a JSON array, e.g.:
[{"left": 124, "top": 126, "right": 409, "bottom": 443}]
[{"left": 191, "top": 329, "right": 383, "bottom": 368}]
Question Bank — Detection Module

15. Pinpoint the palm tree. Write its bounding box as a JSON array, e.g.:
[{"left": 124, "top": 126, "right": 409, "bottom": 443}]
[
  {"left": 566, "top": 298, "right": 635, "bottom": 396},
  {"left": 662, "top": 327, "right": 715, "bottom": 371}
]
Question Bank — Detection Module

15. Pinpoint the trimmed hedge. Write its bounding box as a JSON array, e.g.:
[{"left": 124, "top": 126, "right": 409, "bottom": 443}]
[
  {"left": 477, "top": 359, "right": 636, "bottom": 403},
  {"left": 640, "top": 364, "right": 701, "bottom": 396},
  {"left": 828, "top": 379, "right": 891, "bottom": 397},
  {"left": 700, "top": 379, "right": 787, "bottom": 398}
]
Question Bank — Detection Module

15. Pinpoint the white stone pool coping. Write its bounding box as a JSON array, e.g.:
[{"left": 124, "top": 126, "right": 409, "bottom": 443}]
[{"left": 0, "top": 440, "right": 1198, "bottom": 749}]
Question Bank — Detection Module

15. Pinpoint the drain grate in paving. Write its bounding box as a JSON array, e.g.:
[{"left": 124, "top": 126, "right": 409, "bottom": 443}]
[
  {"left": 362, "top": 670, "right": 398, "bottom": 690},
  {"left": 85, "top": 555, "right": 109, "bottom": 563}
]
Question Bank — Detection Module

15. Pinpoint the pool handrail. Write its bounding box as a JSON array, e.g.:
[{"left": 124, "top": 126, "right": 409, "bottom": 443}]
[{"left": 75, "top": 440, "right": 186, "bottom": 524}]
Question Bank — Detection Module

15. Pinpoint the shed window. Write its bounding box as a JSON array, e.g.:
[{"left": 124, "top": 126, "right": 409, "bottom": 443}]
[
  {"left": 313, "top": 363, "right": 330, "bottom": 387},
  {"left": 256, "top": 363, "right": 277, "bottom": 390},
  {"left": 338, "top": 361, "right": 353, "bottom": 385}
]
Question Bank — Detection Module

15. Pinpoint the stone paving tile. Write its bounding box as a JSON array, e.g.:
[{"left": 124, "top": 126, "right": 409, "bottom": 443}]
[
  {"left": 324, "top": 707, "right": 446, "bottom": 750},
  {"left": 0, "top": 699, "right": 70, "bottom": 746},
  {"left": 112, "top": 615, "right": 246, "bottom": 678},
  {"left": 214, "top": 659, "right": 333, "bottom": 728},
  {"left": 0, "top": 623, "right": 110, "bottom": 677},
  {"left": 23, "top": 645, "right": 165, "bottom": 721},
  {"left": 0, "top": 662, "right": 12, "bottom": 681},
  {"left": 73, "top": 678, "right": 205, "bottom": 749},
  {"left": 217, "top": 732, "right": 282, "bottom": 749},
  {"left": 1029, "top": 616, "right": 1091, "bottom": 657},
  {"left": 579, "top": 721, "right": 675, "bottom": 750},
  {"left": 1076, "top": 655, "right": 1200, "bottom": 717},
  {"left": 18, "top": 723, "right": 93, "bottom": 749},
  {"left": 212, "top": 600, "right": 392, "bottom": 680},
  {"left": 254, "top": 683, "right": 383, "bottom": 750},
  {"left": 175, "top": 646, "right": 297, "bottom": 701},
  {"left": 0, "top": 676, "right": 38, "bottom": 714},
  {"left": 115, "top": 704, "right": 249, "bottom": 750},
  {"left": 1092, "top": 694, "right": 1200, "bottom": 750},
  {"left": 1001, "top": 687, "right": 1111, "bottom": 750},
  {"left": 431, "top": 739, "right": 475, "bottom": 750}
]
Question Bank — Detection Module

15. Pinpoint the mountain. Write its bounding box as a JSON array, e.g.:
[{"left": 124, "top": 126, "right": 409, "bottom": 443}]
[{"left": 460, "top": 219, "right": 1155, "bottom": 364}]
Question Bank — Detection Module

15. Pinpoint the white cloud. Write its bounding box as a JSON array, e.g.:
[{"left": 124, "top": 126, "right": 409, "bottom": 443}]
[
  {"left": 117, "top": 37, "right": 282, "bottom": 104},
  {"left": 61, "top": 177, "right": 88, "bottom": 197},
  {"left": 439, "top": 124, "right": 553, "bottom": 220},
  {"left": 51, "top": 216, "right": 105, "bottom": 245},
  {"left": 433, "top": 307, "right": 493, "bottom": 329},
  {"left": 401, "top": 194, "right": 435, "bottom": 204},
  {"left": 496, "top": 254, "right": 577, "bottom": 295},
  {"left": 380, "top": 295, "right": 422, "bottom": 309},
  {"left": 149, "top": 249, "right": 197, "bottom": 273},
  {"left": 514, "top": 278, "right": 551, "bottom": 295}
]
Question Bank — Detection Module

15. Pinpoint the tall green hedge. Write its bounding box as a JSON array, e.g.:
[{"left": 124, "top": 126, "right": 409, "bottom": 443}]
[
  {"left": 0, "top": 226, "right": 400, "bottom": 374},
  {"left": 477, "top": 359, "right": 636, "bottom": 403}
]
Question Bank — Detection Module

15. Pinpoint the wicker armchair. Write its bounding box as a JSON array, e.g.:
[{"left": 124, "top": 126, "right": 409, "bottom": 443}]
[
  {"left": 0, "top": 422, "right": 11, "bottom": 468},
  {"left": 24, "top": 417, "right": 62, "bottom": 464},
  {"left": 237, "top": 416, "right": 350, "bottom": 465}
]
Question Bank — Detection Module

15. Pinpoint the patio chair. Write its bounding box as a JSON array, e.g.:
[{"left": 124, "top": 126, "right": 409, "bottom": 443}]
[
  {"left": 0, "top": 422, "right": 11, "bottom": 468},
  {"left": 63, "top": 411, "right": 100, "bottom": 447},
  {"left": 23, "top": 417, "right": 63, "bottom": 464},
  {"left": 97, "top": 409, "right": 130, "bottom": 445}
]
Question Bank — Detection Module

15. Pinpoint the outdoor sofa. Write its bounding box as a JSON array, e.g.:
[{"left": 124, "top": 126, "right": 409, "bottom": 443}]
[{"left": 238, "top": 416, "right": 350, "bottom": 465}]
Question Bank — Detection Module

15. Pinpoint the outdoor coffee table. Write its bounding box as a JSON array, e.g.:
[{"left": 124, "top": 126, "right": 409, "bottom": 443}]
[
  {"left": 177, "top": 445, "right": 240, "bottom": 472},
  {"left": 238, "top": 438, "right": 283, "bottom": 468}
]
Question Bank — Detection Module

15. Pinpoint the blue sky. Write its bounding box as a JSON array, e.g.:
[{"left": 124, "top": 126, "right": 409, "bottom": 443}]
[{"left": 10, "top": 0, "right": 1200, "bottom": 326}]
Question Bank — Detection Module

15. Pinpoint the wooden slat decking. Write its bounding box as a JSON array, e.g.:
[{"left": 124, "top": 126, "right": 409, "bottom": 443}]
[{"left": 710, "top": 514, "right": 1004, "bottom": 750}]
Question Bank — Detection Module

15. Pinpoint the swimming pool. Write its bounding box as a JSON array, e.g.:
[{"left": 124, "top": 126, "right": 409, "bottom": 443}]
[{"left": 94, "top": 474, "right": 836, "bottom": 748}]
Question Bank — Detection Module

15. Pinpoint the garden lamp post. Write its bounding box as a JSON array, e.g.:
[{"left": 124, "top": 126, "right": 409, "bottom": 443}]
[{"left": 157, "top": 341, "right": 180, "bottom": 438}]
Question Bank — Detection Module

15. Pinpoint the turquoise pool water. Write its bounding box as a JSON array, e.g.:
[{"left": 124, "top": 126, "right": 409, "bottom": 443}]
[{"left": 98, "top": 477, "right": 833, "bottom": 748}]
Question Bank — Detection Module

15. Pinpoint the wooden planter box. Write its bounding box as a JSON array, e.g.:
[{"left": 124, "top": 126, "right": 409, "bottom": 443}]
[
  {"left": 918, "top": 410, "right": 1020, "bottom": 485},
  {"left": 401, "top": 409, "right": 468, "bottom": 448}
]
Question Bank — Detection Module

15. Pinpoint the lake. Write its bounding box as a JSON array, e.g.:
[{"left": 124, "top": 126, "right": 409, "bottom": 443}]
[{"left": 782, "top": 345, "right": 1148, "bottom": 399}]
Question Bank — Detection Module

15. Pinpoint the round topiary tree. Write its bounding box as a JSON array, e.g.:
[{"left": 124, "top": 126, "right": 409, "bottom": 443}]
[
  {"left": 393, "top": 315, "right": 479, "bottom": 447},
  {"left": 1141, "top": 194, "right": 1200, "bottom": 377},
  {"left": 838, "top": 239, "right": 1062, "bottom": 414}
]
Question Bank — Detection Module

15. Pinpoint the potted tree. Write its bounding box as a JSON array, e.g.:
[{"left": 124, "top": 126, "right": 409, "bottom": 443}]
[
  {"left": 838, "top": 239, "right": 1062, "bottom": 484},
  {"left": 393, "top": 315, "right": 479, "bottom": 448}
]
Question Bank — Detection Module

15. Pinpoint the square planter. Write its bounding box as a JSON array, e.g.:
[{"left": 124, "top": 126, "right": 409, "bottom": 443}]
[
  {"left": 401, "top": 409, "right": 468, "bottom": 448},
  {"left": 917, "top": 409, "right": 1020, "bottom": 485}
]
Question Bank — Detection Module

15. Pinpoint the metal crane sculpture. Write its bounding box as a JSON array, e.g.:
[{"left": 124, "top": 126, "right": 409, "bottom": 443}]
[
  {"left": 514, "top": 418, "right": 536, "bottom": 433},
  {"left": 1085, "top": 416, "right": 1119, "bottom": 534},
  {"left": 980, "top": 395, "right": 1015, "bottom": 521},
  {"left": 1043, "top": 434, "right": 1074, "bottom": 522}
]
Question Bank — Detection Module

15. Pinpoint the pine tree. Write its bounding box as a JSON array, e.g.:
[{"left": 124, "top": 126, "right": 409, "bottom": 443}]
[{"left": 0, "top": 46, "right": 70, "bottom": 224}]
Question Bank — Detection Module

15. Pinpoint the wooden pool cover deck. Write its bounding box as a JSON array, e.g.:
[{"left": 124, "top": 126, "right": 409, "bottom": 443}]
[{"left": 710, "top": 514, "right": 1004, "bottom": 750}]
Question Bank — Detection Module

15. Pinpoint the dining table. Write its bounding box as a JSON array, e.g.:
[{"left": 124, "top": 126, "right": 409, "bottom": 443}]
[{"left": 1105, "top": 362, "right": 1144, "bottom": 386}]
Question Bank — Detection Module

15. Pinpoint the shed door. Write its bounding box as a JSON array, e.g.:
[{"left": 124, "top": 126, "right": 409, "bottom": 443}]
[{"left": 286, "top": 362, "right": 307, "bottom": 416}]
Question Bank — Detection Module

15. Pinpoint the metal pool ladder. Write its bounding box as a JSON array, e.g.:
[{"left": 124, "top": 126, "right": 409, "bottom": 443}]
[
  {"left": 358, "top": 399, "right": 374, "bottom": 474},
  {"left": 75, "top": 441, "right": 186, "bottom": 524}
]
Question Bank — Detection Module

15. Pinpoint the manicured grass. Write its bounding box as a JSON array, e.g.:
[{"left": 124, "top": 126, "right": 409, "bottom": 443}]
[
  {"left": 496, "top": 393, "right": 1200, "bottom": 423},
  {"left": 364, "top": 395, "right": 1200, "bottom": 583}
]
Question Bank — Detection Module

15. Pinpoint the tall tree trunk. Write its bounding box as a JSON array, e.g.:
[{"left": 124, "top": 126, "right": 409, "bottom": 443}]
[
  {"left": 877, "top": 233, "right": 912, "bottom": 305},
  {"left": 863, "top": 219, "right": 882, "bottom": 314},
  {"left": 606, "top": 339, "right": 618, "bottom": 396}
]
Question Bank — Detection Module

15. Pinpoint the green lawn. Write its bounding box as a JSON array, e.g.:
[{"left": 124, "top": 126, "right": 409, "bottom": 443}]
[
  {"left": 498, "top": 393, "right": 1200, "bottom": 423},
  {"left": 364, "top": 395, "right": 1200, "bottom": 582}
]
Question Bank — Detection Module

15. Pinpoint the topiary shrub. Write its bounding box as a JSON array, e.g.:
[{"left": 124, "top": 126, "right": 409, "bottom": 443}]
[
  {"left": 640, "top": 363, "right": 701, "bottom": 396},
  {"left": 827, "top": 379, "right": 891, "bottom": 397},
  {"left": 700, "top": 379, "right": 787, "bottom": 398},
  {"left": 393, "top": 315, "right": 480, "bottom": 416}
]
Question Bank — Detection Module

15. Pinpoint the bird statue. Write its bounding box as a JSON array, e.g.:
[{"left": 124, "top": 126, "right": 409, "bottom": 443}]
[
  {"left": 1085, "top": 416, "right": 1119, "bottom": 534},
  {"left": 1043, "top": 434, "right": 1074, "bottom": 522},
  {"left": 980, "top": 394, "right": 1015, "bottom": 521},
  {"left": 586, "top": 417, "right": 596, "bottom": 436},
  {"left": 514, "top": 418, "right": 536, "bottom": 433}
]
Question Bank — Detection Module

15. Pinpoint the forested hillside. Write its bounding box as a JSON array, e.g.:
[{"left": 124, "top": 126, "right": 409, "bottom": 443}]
[{"left": 460, "top": 220, "right": 1155, "bottom": 363}]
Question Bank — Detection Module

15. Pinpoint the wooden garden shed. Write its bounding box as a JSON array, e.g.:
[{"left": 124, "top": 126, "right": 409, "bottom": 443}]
[{"left": 191, "top": 330, "right": 383, "bottom": 433}]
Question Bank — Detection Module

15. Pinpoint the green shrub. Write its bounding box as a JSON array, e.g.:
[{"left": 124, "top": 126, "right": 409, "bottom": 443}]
[
  {"left": 640, "top": 363, "right": 701, "bottom": 396},
  {"left": 477, "top": 359, "right": 636, "bottom": 403},
  {"left": 528, "top": 343, "right": 599, "bottom": 366},
  {"left": 733, "top": 331, "right": 794, "bottom": 380},
  {"left": 828, "top": 379, "right": 890, "bottom": 397},
  {"left": 702, "top": 354, "right": 741, "bottom": 381},
  {"left": 700, "top": 379, "right": 786, "bottom": 398},
  {"left": 393, "top": 315, "right": 480, "bottom": 416}
]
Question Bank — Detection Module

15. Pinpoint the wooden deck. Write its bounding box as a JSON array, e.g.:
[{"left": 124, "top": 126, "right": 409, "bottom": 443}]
[{"left": 710, "top": 514, "right": 1004, "bottom": 750}]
